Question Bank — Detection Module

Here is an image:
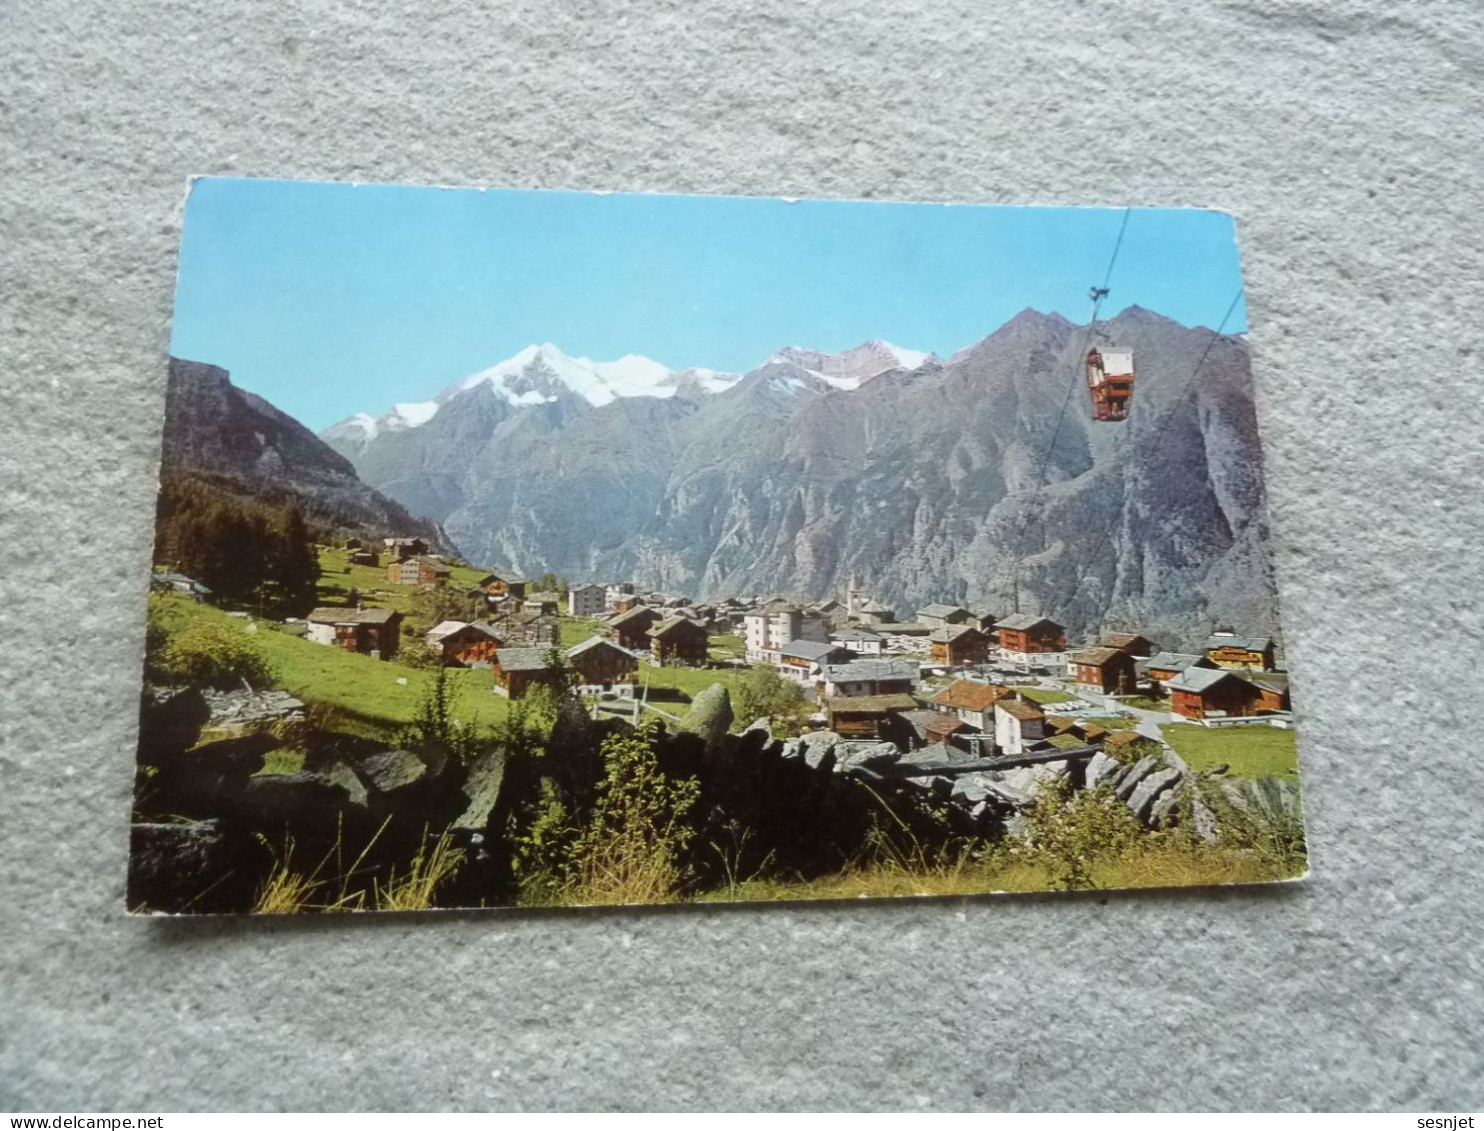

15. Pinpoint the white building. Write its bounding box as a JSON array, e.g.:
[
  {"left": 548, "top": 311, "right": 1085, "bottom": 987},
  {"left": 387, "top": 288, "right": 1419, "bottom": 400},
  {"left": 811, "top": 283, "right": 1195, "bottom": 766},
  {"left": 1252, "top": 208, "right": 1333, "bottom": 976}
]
[
  {"left": 830, "top": 627, "right": 886, "bottom": 656},
  {"left": 604, "top": 582, "right": 635, "bottom": 610},
  {"left": 994, "top": 698, "right": 1047, "bottom": 756},
  {"left": 568, "top": 583, "right": 607, "bottom": 617},
  {"left": 743, "top": 603, "right": 829, "bottom": 663}
]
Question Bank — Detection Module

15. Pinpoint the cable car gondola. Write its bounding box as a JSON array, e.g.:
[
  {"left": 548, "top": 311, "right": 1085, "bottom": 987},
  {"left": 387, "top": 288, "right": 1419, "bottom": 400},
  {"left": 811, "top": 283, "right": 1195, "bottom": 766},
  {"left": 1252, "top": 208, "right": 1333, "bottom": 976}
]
[{"left": 1085, "top": 344, "right": 1135, "bottom": 422}]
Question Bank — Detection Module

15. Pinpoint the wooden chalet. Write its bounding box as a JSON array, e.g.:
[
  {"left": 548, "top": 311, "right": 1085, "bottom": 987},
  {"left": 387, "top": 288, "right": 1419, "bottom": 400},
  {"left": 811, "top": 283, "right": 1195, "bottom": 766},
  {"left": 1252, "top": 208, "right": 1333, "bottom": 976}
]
[
  {"left": 566, "top": 636, "right": 639, "bottom": 691},
  {"left": 491, "top": 646, "right": 562, "bottom": 699},
  {"left": 476, "top": 572, "right": 527, "bottom": 602},
  {"left": 1070, "top": 645, "right": 1139, "bottom": 695},
  {"left": 425, "top": 620, "right": 501, "bottom": 667},
  {"left": 306, "top": 606, "right": 401, "bottom": 660},
  {"left": 1102, "top": 729, "right": 1153, "bottom": 758},
  {"left": 996, "top": 614, "right": 1067, "bottom": 657},
  {"left": 648, "top": 616, "right": 709, "bottom": 667},
  {"left": 930, "top": 679, "right": 1016, "bottom": 732},
  {"left": 1166, "top": 668, "right": 1284, "bottom": 724},
  {"left": 1249, "top": 676, "right": 1292, "bottom": 713},
  {"left": 819, "top": 658, "right": 917, "bottom": 699},
  {"left": 1099, "top": 632, "right": 1156, "bottom": 657},
  {"left": 523, "top": 591, "right": 562, "bottom": 616},
  {"left": 383, "top": 537, "right": 429, "bottom": 562},
  {"left": 825, "top": 693, "right": 918, "bottom": 740},
  {"left": 489, "top": 609, "right": 558, "bottom": 647},
  {"left": 348, "top": 549, "right": 380, "bottom": 567},
  {"left": 917, "top": 603, "right": 973, "bottom": 630},
  {"left": 609, "top": 605, "right": 662, "bottom": 651},
  {"left": 1203, "top": 631, "right": 1277, "bottom": 671},
  {"left": 929, "top": 623, "right": 993, "bottom": 666},
  {"left": 388, "top": 554, "right": 450, "bottom": 588},
  {"left": 970, "top": 609, "right": 1000, "bottom": 634}
]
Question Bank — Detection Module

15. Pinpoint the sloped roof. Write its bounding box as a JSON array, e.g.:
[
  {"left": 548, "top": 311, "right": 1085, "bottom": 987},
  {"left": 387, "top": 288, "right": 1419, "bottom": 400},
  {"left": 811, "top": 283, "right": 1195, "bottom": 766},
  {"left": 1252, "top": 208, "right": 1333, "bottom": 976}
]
[
  {"left": 929, "top": 623, "right": 984, "bottom": 643},
  {"left": 609, "top": 605, "right": 660, "bottom": 628},
  {"left": 780, "top": 639, "right": 843, "bottom": 662},
  {"left": 1140, "top": 651, "right": 1206, "bottom": 674},
  {"left": 496, "top": 647, "right": 558, "bottom": 673},
  {"left": 858, "top": 600, "right": 896, "bottom": 614},
  {"left": 1167, "top": 667, "right": 1247, "bottom": 693},
  {"left": 1204, "top": 633, "right": 1273, "bottom": 653},
  {"left": 821, "top": 659, "right": 918, "bottom": 684},
  {"left": 426, "top": 620, "right": 468, "bottom": 641},
  {"left": 566, "top": 635, "right": 638, "bottom": 661},
  {"left": 1104, "top": 729, "right": 1147, "bottom": 748},
  {"left": 995, "top": 698, "right": 1045, "bottom": 721},
  {"left": 307, "top": 606, "right": 400, "bottom": 625},
  {"left": 997, "top": 614, "right": 1063, "bottom": 632},
  {"left": 1071, "top": 646, "right": 1126, "bottom": 666},
  {"left": 1100, "top": 632, "right": 1153, "bottom": 651},
  {"left": 825, "top": 693, "right": 918, "bottom": 715},
  {"left": 931, "top": 680, "right": 1013, "bottom": 711},
  {"left": 918, "top": 603, "right": 969, "bottom": 619},
  {"left": 925, "top": 713, "right": 970, "bottom": 736},
  {"left": 830, "top": 628, "right": 885, "bottom": 643},
  {"left": 650, "top": 615, "right": 707, "bottom": 638}
]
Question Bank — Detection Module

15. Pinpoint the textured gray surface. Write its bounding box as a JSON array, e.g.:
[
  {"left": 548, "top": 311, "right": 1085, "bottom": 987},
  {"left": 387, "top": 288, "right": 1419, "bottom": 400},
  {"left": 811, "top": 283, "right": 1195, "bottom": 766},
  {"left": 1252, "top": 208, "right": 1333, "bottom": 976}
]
[{"left": 3, "top": 0, "right": 1483, "bottom": 1112}]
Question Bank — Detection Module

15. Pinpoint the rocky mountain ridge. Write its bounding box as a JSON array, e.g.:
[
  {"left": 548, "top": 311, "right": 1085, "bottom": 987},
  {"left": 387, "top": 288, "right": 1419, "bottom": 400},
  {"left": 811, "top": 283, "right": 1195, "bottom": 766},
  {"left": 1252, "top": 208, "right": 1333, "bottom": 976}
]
[{"left": 320, "top": 307, "right": 1276, "bottom": 649}]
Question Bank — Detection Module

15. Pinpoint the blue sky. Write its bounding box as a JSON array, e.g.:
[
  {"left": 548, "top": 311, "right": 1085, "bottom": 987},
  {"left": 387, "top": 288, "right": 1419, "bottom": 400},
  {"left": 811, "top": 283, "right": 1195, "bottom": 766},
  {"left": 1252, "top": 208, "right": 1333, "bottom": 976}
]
[{"left": 171, "top": 178, "right": 1248, "bottom": 430}]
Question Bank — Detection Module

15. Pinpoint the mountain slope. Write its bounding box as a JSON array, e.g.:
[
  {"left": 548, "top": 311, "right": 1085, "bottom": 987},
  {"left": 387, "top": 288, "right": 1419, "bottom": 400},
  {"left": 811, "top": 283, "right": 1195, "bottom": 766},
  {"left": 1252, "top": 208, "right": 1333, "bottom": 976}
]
[
  {"left": 323, "top": 311, "right": 1275, "bottom": 649},
  {"left": 160, "top": 358, "right": 444, "bottom": 546}
]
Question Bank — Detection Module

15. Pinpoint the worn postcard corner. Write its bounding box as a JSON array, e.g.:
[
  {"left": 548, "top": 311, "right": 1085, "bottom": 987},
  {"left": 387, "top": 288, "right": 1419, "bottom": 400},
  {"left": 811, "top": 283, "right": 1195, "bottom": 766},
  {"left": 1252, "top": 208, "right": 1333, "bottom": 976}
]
[{"left": 131, "top": 180, "right": 1304, "bottom": 916}]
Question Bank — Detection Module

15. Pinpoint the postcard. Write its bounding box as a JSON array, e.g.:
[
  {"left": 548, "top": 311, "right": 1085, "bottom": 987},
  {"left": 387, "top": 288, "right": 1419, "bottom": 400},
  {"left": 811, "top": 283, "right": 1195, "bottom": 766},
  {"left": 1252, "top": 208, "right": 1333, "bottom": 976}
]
[{"left": 130, "top": 178, "right": 1305, "bottom": 914}]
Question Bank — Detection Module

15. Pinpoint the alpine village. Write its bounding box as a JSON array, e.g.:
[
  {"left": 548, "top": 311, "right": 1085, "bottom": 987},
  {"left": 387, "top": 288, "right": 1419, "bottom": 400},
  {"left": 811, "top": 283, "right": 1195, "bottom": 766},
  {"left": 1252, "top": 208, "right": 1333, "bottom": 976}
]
[{"left": 133, "top": 320, "right": 1305, "bottom": 914}]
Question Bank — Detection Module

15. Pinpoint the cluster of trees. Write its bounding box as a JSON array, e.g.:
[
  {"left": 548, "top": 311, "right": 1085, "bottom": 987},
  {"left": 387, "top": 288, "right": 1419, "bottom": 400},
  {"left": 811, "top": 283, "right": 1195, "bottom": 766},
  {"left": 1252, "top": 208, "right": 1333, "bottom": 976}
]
[{"left": 154, "top": 472, "right": 320, "bottom": 617}]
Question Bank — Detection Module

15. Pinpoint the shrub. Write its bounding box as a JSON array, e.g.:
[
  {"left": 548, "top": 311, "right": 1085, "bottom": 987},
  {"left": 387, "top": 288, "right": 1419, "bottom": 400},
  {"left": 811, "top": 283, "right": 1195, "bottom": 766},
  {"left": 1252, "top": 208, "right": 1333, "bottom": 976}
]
[
  {"left": 730, "top": 665, "right": 811, "bottom": 736},
  {"left": 564, "top": 721, "right": 701, "bottom": 905},
  {"left": 155, "top": 615, "right": 277, "bottom": 690},
  {"left": 1018, "top": 777, "right": 1146, "bottom": 890}
]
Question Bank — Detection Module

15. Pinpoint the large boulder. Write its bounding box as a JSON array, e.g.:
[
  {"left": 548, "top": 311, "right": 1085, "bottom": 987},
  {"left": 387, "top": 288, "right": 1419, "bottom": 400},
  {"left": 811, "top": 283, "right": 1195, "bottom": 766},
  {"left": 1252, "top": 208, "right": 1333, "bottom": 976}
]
[
  {"left": 354, "top": 749, "right": 426, "bottom": 795},
  {"left": 1113, "top": 756, "right": 1162, "bottom": 801},
  {"left": 835, "top": 741, "right": 902, "bottom": 773},
  {"left": 677, "top": 684, "right": 734, "bottom": 747},
  {"left": 1126, "top": 767, "right": 1183, "bottom": 823},
  {"left": 796, "top": 730, "right": 842, "bottom": 771},
  {"left": 452, "top": 748, "right": 506, "bottom": 833},
  {"left": 127, "top": 819, "right": 246, "bottom": 914}
]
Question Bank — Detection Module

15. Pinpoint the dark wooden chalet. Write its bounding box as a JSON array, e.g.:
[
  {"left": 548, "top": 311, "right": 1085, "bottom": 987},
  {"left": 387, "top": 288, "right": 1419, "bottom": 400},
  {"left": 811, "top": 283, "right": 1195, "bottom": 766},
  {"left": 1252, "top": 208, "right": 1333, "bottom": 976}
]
[
  {"left": 825, "top": 693, "right": 918, "bottom": 740},
  {"left": 996, "top": 615, "right": 1067, "bottom": 656},
  {"left": 1070, "top": 645, "right": 1139, "bottom": 695},
  {"left": 929, "top": 623, "right": 993, "bottom": 666},
  {"left": 566, "top": 636, "right": 639, "bottom": 690},
  {"left": 1098, "top": 632, "right": 1156, "bottom": 657},
  {"left": 491, "top": 646, "right": 562, "bottom": 699},
  {"left": 476, "top": 572, "right": 527, "bottom": 601},
  {"left": 426, "top": 620, "right": 501, "bottom": 667},
  {"left": 648, "top": 616, "right": 709, "bottom": 667},
  {"left": 610, "top": 605, "right": 663, "bottom": 651}
]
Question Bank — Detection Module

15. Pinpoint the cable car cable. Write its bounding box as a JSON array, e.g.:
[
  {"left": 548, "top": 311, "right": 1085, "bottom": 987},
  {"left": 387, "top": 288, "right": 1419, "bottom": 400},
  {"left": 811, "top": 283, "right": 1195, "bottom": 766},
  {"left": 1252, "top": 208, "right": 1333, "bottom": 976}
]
[
  {"left": 1066, "top": 287, "right": 1246, "bottom": 607},
  {"left": 1000, "top": 206, "right": 1132, "bottom": 613}
]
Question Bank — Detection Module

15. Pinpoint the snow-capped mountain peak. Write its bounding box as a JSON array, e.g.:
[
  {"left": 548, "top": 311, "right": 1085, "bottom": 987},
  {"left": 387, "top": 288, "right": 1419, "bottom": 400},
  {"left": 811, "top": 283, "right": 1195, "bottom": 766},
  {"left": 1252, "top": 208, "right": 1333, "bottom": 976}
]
[
  {"left": 322, "top": 337, "right": 933, "bottom": 442},
  {"left": 767, "top": 339, "right": 934, "bottom": 390}
]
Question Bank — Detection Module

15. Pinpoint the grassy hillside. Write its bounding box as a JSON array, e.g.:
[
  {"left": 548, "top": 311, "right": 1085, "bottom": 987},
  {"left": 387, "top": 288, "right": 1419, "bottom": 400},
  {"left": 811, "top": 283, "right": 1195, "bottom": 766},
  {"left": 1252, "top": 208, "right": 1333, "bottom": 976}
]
[
  {"left": 1162, "top": 723, "right": 1300, "bottom": 780},
  {"left": 150, "top": 593, "right": 508, "bottom": 736}
]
